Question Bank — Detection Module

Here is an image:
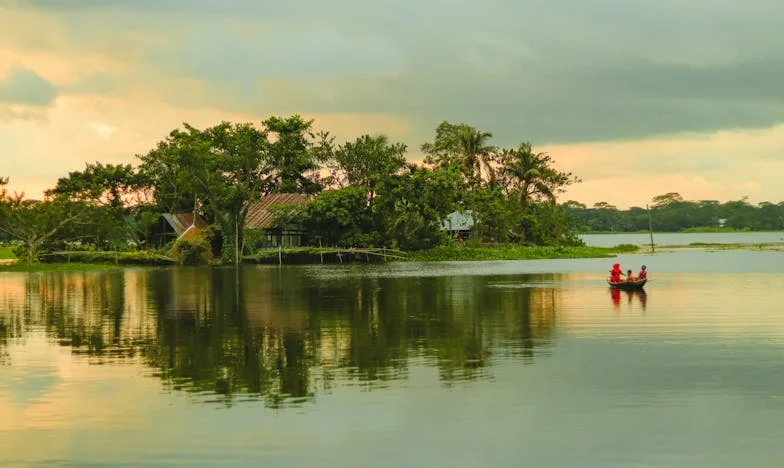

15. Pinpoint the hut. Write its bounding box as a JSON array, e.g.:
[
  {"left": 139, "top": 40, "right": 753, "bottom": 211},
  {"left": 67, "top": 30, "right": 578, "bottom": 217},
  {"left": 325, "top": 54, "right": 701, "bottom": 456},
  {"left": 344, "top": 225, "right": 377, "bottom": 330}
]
[{"left": 245, "top": 193, "right": 312, "bottom": 249}]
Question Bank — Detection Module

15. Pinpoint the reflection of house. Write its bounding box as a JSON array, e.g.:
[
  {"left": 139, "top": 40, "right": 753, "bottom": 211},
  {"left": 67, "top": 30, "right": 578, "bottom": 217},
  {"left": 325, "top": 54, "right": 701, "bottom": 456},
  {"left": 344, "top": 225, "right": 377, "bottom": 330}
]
[
  {"left": 245, "top": 193, "right": 312, "bottom": 249},
  {"left": 441, "top": 210, "right": 475, "bottom": 239},
  {"left": 149, "top": 213, "right": 208, "bottom": 247}
]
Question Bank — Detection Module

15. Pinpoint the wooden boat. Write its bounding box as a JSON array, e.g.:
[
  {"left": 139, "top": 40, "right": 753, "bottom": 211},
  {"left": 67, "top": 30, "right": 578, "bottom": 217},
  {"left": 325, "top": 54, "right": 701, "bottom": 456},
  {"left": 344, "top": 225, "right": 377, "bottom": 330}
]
[{"left": 607, "top": 279, "right": 647, "bottom": 290}]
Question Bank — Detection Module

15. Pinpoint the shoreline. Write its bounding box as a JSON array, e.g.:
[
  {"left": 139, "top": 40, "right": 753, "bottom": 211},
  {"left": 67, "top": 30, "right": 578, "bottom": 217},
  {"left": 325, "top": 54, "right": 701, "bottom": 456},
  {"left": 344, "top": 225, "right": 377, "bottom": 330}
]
[{"left": 2, "top": 242, "right": 783, "bottom": 272}]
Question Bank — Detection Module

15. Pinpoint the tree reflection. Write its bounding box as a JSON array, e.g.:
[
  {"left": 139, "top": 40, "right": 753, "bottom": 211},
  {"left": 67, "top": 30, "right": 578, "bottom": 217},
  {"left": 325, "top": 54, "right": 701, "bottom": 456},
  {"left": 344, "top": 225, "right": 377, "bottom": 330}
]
[{"left": 0, "top": 267, "right": 562, "bottom": 406}]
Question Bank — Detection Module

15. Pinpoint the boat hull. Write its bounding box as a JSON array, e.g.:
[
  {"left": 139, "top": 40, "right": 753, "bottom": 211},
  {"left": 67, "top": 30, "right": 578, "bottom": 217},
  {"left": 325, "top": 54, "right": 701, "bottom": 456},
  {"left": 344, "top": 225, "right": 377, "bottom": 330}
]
[{"left": 608, "top": 279, "right": 647, "bottom": 290}]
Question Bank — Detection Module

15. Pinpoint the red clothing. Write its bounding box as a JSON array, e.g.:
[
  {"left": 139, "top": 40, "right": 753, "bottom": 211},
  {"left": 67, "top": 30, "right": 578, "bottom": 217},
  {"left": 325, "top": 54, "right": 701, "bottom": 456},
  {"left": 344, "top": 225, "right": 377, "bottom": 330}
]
[
  {"left": 638, "top": 270, "right": 647, "bottom": 280},
  {"left": 609, "top": 263, "right": 623, "bottom": 283}
]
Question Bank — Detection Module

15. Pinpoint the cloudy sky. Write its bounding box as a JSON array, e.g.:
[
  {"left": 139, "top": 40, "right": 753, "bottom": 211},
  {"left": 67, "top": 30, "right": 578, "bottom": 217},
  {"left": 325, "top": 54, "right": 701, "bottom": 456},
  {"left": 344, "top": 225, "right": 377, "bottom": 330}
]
[{"left": 1, "top": 0, "right": 783, "bottom": 208}]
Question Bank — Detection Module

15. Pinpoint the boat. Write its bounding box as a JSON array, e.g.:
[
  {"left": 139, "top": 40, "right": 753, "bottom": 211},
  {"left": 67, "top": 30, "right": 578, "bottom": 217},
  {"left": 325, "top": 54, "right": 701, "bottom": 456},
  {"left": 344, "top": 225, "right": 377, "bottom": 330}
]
[{"left": 607, "top": 279, "right": 647, "bottom": 290}]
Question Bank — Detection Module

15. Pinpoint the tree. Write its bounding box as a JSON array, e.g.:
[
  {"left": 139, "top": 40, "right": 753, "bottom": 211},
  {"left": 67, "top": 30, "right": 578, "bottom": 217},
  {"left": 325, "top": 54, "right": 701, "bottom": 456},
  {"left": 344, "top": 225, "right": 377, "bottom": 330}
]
[
  {"left": 0, "top": 179, "right": 87, "bottom": 263},
  {"left": 46, "top": 162, "right": 152, "bottom": 249},
  {"left": 263, "top": 115, "right": 323, "bottom": 194},
  {"left": 326, "top": 134, "right": 407, "bottom": 198},
  {"left": 138, "top": 122, "right": 271, "bottom": 263},
  {"left": 498, "top": 142, "right": 578, "bottom": 210},
  {"left": 421, "top": 121, "right": 496, "bottom": 186},
  {"left": 301, "top": 186, "right": 373, "bottom": 247}
]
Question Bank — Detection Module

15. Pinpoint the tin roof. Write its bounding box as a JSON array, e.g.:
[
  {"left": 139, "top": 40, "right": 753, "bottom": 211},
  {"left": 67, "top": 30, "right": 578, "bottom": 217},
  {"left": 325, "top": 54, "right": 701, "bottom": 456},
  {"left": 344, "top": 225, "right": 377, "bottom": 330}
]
[
  {"left": 441, "top": 210, "right": 475, "bottom": 231},
  {"left": 162, "top": 213, "right": 208, "bottom": 237},
  {"left": 245, "top": 193, "right": 312, "bottom": 230}
]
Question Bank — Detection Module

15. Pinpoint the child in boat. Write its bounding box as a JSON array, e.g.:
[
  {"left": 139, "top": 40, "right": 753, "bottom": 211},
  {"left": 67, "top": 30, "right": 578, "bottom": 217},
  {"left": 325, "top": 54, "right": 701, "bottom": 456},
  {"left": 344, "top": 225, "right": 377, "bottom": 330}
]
[
  {"left": 626, "top": 269, "right": 636, "bottom": 282},
  {"left": 609, "top": 263, "right": 623, "bottom": 283},
  {"left": 637, "top": 265, "right": 647, "bottom": 281}
]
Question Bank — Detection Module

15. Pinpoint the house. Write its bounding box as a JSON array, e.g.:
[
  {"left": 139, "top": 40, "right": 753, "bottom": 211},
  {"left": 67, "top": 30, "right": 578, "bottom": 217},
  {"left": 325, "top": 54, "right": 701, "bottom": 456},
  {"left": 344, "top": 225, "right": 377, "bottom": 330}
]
[
  {"left": 245, "top": 193, "right": 312, "bottom": 249},
  {"left": 441, "top": 210, "right": 475, "bottom": 240}
]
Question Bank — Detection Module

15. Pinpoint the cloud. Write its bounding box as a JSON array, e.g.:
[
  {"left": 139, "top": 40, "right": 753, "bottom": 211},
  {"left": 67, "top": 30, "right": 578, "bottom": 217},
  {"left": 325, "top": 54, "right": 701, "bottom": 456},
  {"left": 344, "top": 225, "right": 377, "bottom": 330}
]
[
  {"left": 6, "top": 0, "right": 784, "bottom": 144},
  {"left": 2, "top": 0, "right": 784, "bottom": 204},
  {"left": 0, "top": 68, "right": 56, "bottom": 106}
]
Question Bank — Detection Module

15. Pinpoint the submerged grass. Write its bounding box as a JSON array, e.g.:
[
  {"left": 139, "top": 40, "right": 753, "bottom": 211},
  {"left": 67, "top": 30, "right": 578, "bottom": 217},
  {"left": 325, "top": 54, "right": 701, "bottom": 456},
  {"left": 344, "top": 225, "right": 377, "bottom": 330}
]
[
  {"left": 0, "top": 263, "right": 123, "bottom": 273},
  {"left": 406, "top": 244, "right": 638, "bottom": 262}
]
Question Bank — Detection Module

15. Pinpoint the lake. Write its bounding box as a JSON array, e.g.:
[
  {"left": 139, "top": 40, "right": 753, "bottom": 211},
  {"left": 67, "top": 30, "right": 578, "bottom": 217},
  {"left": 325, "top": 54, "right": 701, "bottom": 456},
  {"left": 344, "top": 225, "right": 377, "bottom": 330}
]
[{"left": 2, "top": 249, "right": 784, "bottom": 467}]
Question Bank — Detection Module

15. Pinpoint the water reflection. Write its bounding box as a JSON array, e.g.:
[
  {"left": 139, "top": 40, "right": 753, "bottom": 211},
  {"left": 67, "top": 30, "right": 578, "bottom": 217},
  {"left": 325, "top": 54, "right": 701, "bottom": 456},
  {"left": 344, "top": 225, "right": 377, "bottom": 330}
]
[
  {"left": 0, "top": 267, "right": 561, "bottom": 407},
  {"left": 610, "top": 288, "right": 648, "bottom": 311}
]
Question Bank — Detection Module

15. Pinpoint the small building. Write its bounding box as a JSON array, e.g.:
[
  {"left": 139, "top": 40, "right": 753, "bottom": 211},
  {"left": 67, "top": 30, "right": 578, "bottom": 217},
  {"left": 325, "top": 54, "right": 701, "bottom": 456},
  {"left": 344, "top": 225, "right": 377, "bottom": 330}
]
[
  {"left": 149, "top": 213, "right": 209, "bottom": 247},
  {"left": 245, "top": 193, "right": 312, "bottom": 249},
  {"left": 441, "top": 210, "right": 475, "bottom": 240}
]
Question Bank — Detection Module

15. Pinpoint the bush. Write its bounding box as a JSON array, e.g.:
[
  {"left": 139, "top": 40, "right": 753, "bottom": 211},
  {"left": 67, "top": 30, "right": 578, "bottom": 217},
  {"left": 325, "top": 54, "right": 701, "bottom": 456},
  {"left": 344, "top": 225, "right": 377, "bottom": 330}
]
[{"left": 171, "top": 235, "right": 212, "bottom": 265}]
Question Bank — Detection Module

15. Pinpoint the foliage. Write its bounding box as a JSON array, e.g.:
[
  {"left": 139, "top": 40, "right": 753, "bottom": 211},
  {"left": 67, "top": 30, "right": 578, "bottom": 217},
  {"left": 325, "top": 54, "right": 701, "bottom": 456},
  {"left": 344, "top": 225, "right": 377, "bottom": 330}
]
[
  {"left": 137, "top": 121, "right": 272, "bottom": 262},
  {"left": 5, "top": 117, "right": 589, "bottom": 262},
  {"left": 300, "top": 186, "right": 373, "bottom": 247},
  {"left": 171, "top": 235, "right": 213, "bottom": 265},
  {"left": 324, "top": 134, "right": 407, "bottom": 194},
  {"left": 565, "top": 193, "right": 784, "bottom": 232},
  {"left": 0, "top": 179, "right": 89, "bottom": 263},
  {"left": 0, "top": 246, "right": 15, "bottom": 259},
  {"left": 263, "top": 115, "right": 324, "bottom": 194}
]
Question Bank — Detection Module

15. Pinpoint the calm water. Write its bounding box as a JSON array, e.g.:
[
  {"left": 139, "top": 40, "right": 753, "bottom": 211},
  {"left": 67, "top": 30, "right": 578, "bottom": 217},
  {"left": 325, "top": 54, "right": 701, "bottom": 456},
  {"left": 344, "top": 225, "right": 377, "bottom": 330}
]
[
  {"left": 581, "top": 231, "right": 784, "bottom": 247},
  {"left": 2, "top": 250, "right": 784, "bottom": 467}
]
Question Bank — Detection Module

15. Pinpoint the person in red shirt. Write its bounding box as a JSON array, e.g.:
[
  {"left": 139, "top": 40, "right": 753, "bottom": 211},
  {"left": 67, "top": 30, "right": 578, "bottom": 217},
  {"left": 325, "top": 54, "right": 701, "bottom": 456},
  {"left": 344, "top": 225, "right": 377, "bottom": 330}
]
[
  {"left": 609, "top": 263, "right": 623, "bottom": 283},
  {"left": 637, "top": 265, "right": 648, "bottom": 281}
]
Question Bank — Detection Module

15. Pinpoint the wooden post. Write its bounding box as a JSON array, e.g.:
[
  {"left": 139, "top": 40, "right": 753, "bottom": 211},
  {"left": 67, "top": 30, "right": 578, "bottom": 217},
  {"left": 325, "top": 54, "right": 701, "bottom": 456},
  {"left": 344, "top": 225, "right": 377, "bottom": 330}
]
[
  {"left": 234, "top": 216, "right": 239, "bottom": 267},
  {"left": 278, "top": 244, "right": 282, "bottom": 265},
  {"left": 319, "top": 239, "right": 324, "bottom": 264},
  {"left": 647, "top": 204, "right": 655, "bottom": 253}
]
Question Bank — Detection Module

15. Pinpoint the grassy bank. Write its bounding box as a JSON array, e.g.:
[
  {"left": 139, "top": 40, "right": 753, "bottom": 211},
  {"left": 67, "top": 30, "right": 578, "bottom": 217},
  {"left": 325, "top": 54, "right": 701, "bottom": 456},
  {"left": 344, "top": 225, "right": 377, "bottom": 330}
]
[
  {"left": 406, "top": 244, "right": 639, "bottom": 262},
  {"left": 0, "top": 246, "right": 15, "bottom": 260}
]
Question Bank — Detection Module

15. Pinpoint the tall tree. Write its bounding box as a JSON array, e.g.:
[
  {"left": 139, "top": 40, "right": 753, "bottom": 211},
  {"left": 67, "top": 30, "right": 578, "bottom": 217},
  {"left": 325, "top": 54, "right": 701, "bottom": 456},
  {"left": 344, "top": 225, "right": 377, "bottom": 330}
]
[
  {"left": 138, "top": 122, "right": 271, "bottom": 263},
  {"left": 263, "top": 115, "right": 323, "bottom": 194},
  {"left": 46, "top": 162, "right": 153, "bottom": 249},
  {"left": 498, "top": 142, "right": 578, "bottom": 210},
  {"left": 326, "top": 134, "right": 407, "bottom": 198},
  {"left": 421, "top": 121, "right": 495, "bottom": 185}
]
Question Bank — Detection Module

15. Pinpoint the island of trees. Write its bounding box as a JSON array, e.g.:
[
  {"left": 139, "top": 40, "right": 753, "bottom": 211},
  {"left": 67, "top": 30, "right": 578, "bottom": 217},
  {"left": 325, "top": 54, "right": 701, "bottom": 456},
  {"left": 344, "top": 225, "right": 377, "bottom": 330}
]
[
  {"left": 564, "top": 193, "right": 784, "bottom": 233},
  {"left": 2, "top": 116, "right": 780, "bottom": 266},
  {"left": 0, "top": 117, "right": 585, "bottom": 265}
]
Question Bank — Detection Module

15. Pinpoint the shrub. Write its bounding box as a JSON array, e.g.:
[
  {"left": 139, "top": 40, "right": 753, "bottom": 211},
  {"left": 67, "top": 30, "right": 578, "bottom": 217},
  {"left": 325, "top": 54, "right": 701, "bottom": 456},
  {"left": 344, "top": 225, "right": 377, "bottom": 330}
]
[{"left": 171, "top": 235, "right": 212, "bottom": 265}]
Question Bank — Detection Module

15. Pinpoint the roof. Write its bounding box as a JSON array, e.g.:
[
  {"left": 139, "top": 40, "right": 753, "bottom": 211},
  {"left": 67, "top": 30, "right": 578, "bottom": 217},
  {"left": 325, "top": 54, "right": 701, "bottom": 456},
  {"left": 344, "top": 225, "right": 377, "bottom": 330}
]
[
  {"left": 441, "top": 210, "right": 475, "bottom": 231},
  {"left": 245, "top": 193, "right": 312, "bottom": 230},
  {"left": 162, "top": 213, "right": 208, "bottom": 237}
]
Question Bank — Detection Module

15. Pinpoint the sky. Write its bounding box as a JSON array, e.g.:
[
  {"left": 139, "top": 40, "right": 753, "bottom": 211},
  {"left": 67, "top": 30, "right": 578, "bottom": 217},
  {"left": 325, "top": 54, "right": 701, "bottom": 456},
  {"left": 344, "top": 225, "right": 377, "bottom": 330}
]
[{"left": 1, "top": 0, "right": 783, "bottom": 208}]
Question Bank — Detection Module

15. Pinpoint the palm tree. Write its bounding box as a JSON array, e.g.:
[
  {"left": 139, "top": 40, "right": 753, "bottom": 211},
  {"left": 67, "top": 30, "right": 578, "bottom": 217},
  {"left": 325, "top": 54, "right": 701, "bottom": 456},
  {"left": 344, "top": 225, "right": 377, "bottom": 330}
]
[
  {"left": 455, "top": 126, "right": 495, "bottom": 186},
  {"left": 421, "top": 122, "right": 496, "bottom": 187},
  {"left": 500, "top": 142, "right": 577, "bottom": 210}
]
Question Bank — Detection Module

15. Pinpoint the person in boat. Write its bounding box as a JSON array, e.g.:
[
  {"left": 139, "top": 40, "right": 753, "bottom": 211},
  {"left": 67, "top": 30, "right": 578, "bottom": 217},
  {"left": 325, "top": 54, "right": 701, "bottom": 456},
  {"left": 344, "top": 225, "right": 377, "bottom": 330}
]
[
  {"left": 626, "top": 269, "right": 636, "bottom": 282},
  {"left": 637, "top": 265, "right": 648, "bottom": 281},
  {"left": 609, "top": 263, "right": 624, "bottom": 283}
]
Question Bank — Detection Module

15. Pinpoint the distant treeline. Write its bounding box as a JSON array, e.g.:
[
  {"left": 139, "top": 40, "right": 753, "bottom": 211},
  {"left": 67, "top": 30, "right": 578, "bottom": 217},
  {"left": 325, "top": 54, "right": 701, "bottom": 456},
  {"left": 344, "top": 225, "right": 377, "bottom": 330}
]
[{"left": 563, "top": 192, "right": 784, "bottom": 232}]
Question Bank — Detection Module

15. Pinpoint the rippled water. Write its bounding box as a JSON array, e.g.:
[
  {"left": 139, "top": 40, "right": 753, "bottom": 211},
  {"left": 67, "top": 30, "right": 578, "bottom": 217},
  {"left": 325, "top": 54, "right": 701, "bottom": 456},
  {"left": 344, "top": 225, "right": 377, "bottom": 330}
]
[{"left": 2, "top": 250, "right": 784, "bottom": 467}]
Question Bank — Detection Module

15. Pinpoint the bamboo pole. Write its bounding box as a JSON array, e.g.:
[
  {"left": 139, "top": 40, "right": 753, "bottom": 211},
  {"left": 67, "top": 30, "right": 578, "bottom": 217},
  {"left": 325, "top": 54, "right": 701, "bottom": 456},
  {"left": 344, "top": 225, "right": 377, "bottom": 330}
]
[{"left": 647, "top": 204, "right": 655, "bottom": 253}]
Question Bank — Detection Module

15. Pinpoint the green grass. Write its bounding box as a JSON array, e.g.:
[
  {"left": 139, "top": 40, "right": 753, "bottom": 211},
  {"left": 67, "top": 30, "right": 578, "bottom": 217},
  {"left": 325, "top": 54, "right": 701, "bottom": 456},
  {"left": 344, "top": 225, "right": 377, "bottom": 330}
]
[
  {"left": 0, "top": 263, "right": 123, "bottom": 273},
  {"left": 406, "top": 244, "right": 639, "bottom": 262},
  {"left": 0, "top": 246, "right": 16, "bottom": 260}
]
